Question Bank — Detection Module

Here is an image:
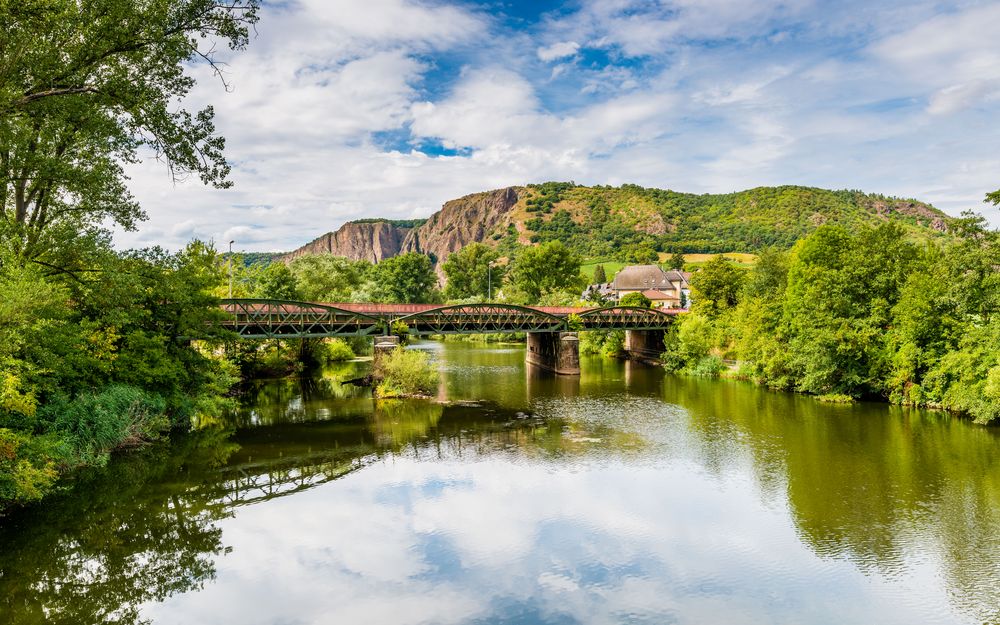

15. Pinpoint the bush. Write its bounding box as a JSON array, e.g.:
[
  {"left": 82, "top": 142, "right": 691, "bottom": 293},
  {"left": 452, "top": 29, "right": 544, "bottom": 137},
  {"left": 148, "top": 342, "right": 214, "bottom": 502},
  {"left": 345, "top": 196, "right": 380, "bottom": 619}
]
[
  {"left": 619, "top": 292, "right": 652, "bottom": 308},
  {"left": 320, "top": 338, "right": 355, "bottom": 363},
  {"left": 686, "top": 355, "right": 725, "bottom": 377},
  {"left": 0, "top": 429, "right": 63, "bottom": 505},
  {"left": 579, "top": 330, "right": 627, "bottom": 358},
  {"left": 815, "top": 393, "right": 856, "bottom": 404},
  {"left": 375, "top": 348, "right": 439, "bottom": 398},
  {"left": 41, "top": 385, "right": 169, "bottom": 466}
]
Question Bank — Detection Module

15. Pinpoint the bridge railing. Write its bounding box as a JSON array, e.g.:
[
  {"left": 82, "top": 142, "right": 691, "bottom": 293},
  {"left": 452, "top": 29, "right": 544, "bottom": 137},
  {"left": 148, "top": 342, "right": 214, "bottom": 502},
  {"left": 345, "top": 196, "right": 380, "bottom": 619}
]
[{"left": 221, "top": 299, "right": 384, "bottom": 338}]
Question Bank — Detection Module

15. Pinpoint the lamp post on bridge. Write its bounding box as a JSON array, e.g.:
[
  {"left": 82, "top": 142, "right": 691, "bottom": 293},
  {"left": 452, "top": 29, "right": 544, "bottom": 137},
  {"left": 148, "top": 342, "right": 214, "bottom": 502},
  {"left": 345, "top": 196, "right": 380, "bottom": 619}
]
[{"left": 228, "top": 240, "right": 235, "bottom": 299}]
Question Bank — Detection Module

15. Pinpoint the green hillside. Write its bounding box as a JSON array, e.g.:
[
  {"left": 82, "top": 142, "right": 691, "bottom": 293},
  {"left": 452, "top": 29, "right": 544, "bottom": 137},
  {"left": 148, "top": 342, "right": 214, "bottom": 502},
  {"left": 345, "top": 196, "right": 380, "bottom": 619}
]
[{"left": 507, "top": 183, "right": 951, "bottom": 256}]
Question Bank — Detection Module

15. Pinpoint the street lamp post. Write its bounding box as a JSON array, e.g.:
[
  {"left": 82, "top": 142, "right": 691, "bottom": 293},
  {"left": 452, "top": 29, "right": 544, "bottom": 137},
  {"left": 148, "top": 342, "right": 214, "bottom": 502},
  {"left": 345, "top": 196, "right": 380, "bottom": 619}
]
[
  {"left": 488, "top": 261, "right": 495, "bottom": 301},
  {"left": 228, "top": 240, "right": 235, "bottom": 299}
]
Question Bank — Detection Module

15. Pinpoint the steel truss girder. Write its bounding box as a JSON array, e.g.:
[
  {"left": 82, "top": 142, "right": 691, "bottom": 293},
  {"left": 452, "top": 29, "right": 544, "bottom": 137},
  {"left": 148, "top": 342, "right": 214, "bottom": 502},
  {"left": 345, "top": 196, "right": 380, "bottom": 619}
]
[
  {"left": 575, "top": 306, "right": 675, "bottom": 331},
  {"left": 396, "top": 303, "right": 566, "bottom": 335},
  {"left": 219, "top": 300, "right": 675, "bottom": 338},
  {"left": 220, "top": 299, "right": 384, "bottom": 339}
]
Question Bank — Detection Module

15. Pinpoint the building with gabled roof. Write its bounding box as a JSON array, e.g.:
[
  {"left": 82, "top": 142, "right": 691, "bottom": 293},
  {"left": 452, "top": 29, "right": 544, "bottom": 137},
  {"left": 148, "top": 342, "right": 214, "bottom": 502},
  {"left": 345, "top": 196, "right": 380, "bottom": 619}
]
[{"left": 610, "top": 265, "right": 690, "bottom": 308}]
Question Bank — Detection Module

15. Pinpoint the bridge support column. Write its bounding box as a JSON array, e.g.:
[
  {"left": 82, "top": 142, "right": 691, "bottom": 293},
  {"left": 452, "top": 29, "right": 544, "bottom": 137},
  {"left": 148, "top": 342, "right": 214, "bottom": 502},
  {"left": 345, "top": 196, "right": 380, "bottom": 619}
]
[
  {"left": 525, "top": 332, "right": 580, "bottom": 375},
  {"left": 624, "top": 330, "right": 665, "bottom": 363},
  {"left": 372, "top": 335, "right": 401, "bottom": 369}
]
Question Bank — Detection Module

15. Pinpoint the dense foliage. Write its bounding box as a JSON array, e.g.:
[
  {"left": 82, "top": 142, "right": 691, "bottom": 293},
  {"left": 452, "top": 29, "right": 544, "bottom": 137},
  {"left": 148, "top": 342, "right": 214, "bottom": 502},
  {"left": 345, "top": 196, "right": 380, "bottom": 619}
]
[
  {"left": 1, "top": 0, "right": 259, "bottom": 264},
  {"left": 505, "top": 241, "right": 584, "bottom": 303},
  {"left": 441, "top": 243, "right": 503, "bottom": 300},
  {"left": 664, "top": 219, "right": 1000, "bottom": 423},
  {"left": 0, "top": 240, "right": 237, "bottom": 508},
  {"left": 0, "top": 0, "right": 261, "bottom": 510},
  {"left": 515, "top": 183, "right": 950, "bottom": 258}
]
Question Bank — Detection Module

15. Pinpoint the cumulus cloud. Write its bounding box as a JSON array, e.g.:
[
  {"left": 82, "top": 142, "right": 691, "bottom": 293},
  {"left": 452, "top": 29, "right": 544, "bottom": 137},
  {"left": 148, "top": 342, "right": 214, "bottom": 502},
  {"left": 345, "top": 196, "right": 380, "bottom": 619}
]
[
  {"left": 537, "top": 40, "right": 580, "bottom": 62},
  {"left": 116, "top": 0, "right": 1000, "bottom": 252}
]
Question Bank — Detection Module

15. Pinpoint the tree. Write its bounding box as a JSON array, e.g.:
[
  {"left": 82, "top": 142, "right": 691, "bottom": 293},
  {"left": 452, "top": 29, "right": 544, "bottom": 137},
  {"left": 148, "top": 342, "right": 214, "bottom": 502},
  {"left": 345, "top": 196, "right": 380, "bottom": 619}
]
[
  {"left": 441, "top": 243, "right": 502, "bottom": 300},
  {"left": 624, "top": 246, "right": 659, "bottom": 264},
  {"left": 668, "top": 252, "right": 686, "bottom": 270},
  {"left": 0, "top": 0, "right": 259, "bottom": 263},
  {"left": 368, "top": 253, "right": 439, "bottom": 304},
  {"left": 251, "top": 262, "right": 299, "bottom": 300},
  {"left": 288, "top": 255, "right": 372, "bottom": 302},
  {"left": 689, "top": 255, "right": 746, "bottom": 318},
  {"left": 506, "top": 241, "right": 582, "bottom": 303},
  {"left": 619, "top": 292, "right": 652, "bottom": 308},
  {"left": 592, "top": 264, "right": 607, "bottom": 284}
]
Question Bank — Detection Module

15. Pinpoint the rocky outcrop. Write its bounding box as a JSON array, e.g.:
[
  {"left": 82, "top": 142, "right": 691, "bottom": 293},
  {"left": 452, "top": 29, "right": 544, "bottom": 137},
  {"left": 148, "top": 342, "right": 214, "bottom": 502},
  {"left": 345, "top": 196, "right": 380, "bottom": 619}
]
[
  {"left": 281, "top": 187, "right": 521, "bottom": 268},
  {"left": 280, "top": 220, "right": 411, "bottom": 263},
  {"left": 401, "top": 187, "right": 520, "bottom": 262}
]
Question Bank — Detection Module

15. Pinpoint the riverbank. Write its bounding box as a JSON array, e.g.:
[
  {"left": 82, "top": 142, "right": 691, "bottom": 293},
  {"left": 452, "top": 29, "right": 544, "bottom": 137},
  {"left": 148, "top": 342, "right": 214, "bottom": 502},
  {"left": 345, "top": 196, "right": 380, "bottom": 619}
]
[{"left": 3, "top": 340, "right": 999, "bottom": 625}]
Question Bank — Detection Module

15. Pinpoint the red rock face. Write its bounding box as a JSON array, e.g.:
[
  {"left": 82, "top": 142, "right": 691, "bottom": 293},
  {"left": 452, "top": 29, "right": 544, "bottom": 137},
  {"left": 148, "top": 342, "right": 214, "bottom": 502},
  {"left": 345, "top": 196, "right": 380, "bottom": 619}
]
[
  {"left": 279, "top": 187, "right": 521, "bottom": 283},
  {"left": 280, "top": 221, "right": 412, "bottom": 263},
  {"left": 401, "top": 187, "right": 520, "bottom": 263}
]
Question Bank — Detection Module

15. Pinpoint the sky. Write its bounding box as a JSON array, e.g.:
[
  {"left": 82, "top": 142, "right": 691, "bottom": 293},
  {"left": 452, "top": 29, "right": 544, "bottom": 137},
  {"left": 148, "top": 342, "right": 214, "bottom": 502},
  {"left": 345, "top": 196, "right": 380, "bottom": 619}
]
[{"left": 120, "top": 0, "right": 1000, "bottom": 251}]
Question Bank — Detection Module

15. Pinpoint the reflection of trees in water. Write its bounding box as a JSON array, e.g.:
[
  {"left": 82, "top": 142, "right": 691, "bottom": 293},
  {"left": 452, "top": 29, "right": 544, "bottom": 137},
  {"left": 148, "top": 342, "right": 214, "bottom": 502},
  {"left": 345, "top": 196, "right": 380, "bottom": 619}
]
[
  {"left": 665, "top": 375, "right": 1000, "bottom": 624},
  {"left": 0, "top": 428, "right": 240, "bottom": 625},
  {"left": 11, "top": 363, "right": 996, "bottom": 625}
]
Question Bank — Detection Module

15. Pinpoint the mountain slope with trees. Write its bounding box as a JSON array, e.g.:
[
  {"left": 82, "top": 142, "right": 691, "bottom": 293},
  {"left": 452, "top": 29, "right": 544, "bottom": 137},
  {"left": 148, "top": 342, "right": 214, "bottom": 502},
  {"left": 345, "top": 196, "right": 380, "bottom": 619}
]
[{"left": 283, "top": 183, "right": 954, "bottom": 267}]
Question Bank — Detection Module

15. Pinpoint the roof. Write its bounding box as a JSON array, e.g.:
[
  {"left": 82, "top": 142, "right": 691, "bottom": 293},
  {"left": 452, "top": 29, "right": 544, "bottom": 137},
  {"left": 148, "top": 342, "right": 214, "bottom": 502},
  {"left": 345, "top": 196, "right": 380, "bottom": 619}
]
[
  {"left": 612, "top": 265, "right": 691, "bottom": 290},
  {"left": 641, "top": 289, "right": 680, "bottom": 301}
]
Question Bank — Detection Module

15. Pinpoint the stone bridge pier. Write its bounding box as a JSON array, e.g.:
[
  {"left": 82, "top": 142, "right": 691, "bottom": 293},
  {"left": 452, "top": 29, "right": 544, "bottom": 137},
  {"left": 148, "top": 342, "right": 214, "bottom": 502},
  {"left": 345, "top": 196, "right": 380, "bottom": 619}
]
[
  {"left": 372, "top": 335, "right": 401, "bottom": 369},
  {"left": 624, "top": 330, "right": 665, "bottom": 363},
  {"left": 525, "top": 331, "right": 580, "bottom": 375}
]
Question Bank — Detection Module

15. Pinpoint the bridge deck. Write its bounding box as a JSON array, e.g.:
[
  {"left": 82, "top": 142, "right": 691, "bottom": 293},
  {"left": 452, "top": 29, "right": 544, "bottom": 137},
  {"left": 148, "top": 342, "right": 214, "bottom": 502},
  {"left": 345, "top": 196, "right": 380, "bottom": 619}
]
[{"left": 219, "top": 299, "right": 682, "bottom": 339}]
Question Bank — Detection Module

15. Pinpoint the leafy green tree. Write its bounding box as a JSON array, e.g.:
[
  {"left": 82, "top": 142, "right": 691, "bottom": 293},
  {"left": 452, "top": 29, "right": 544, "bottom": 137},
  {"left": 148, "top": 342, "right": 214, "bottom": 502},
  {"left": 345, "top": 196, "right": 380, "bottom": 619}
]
[
  {"left": 592, "top": 264, "right": 607, "bottom": 284},
  {"left": 624, "top": 246, "right": 659, "bottom": 264},
  {"left": 250, "top": 262, "right": 299, "bottom": 300},
  {"left": 506, "top": 241, "right": 582, "bottom": 303},
  {"left": 289, "top": 255, "right": 372, "bottom": 302},
  {"left": 668, "top": 252, "right": 686, "bottom": 270},
  {"left": 368, "top": 253, "right": 439, "bottom": 304},
  {"left": 689, "top": 255, "right": 746, "bottom": 318},
  {"left": 619, "top": 292, "right": 652, "bottom": 308},
  {"left": 441, "top": 243, "right": 502, "bottom": 300},
  {"left": 1, "top": 0, "right": 259, "bottom": 263}
]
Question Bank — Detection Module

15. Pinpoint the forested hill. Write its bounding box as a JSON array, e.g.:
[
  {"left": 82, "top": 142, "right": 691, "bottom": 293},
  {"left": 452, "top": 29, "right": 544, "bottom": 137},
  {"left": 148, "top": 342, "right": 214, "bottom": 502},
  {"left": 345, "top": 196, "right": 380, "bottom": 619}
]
[
  {"left": 510, "top": 183, "right": 950, "bottom": 256},
  {"left": 283, "top": 183, "right": 953, "bottom": 263}
]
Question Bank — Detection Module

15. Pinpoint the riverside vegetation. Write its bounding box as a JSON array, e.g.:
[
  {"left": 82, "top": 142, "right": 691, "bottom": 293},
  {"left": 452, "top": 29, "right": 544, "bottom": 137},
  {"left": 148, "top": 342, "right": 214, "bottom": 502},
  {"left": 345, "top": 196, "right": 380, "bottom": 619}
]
[
  {"left": 662, "top": 218, "right": 1000, "bottom": 423},
  {"left": 3, "top": 0, "right": 1000, "bottom": 515}
]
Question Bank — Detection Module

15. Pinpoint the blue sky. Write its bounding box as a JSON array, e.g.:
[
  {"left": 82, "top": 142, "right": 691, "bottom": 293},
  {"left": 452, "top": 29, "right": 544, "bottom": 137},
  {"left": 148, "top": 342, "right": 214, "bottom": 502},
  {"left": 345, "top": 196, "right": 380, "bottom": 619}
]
[{"left": 121, "top": 0, "right": 1000, "bottom": 250}]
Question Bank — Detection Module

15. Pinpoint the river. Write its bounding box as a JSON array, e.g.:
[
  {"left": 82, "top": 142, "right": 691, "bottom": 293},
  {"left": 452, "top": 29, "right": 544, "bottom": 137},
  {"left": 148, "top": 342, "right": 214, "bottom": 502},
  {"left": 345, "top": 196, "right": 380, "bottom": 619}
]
[{"left": 1, "top": 340, "right": 999, "bottom": 625}]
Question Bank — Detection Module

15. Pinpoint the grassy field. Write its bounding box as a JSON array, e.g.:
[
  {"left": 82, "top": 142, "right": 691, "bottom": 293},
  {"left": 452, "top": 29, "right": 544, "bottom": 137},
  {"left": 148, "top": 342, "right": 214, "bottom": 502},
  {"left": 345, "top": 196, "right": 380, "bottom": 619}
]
[{"left": 580, "top": 253, "right": 757, "bottom": 281}]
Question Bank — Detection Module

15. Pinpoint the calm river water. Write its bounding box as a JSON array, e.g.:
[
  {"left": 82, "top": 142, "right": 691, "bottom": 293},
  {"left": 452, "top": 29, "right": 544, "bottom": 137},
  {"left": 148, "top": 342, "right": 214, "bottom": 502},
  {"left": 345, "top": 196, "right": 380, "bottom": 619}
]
[{"left": 2, "top": 340, "right": 1000, "bottom": 625}]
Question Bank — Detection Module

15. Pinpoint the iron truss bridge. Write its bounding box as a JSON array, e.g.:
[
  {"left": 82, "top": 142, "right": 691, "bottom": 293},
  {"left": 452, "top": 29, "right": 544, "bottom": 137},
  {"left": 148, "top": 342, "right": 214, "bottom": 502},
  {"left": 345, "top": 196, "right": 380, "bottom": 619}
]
[{"left": 219, "top": 299, "right": 681, "bottom": 339}]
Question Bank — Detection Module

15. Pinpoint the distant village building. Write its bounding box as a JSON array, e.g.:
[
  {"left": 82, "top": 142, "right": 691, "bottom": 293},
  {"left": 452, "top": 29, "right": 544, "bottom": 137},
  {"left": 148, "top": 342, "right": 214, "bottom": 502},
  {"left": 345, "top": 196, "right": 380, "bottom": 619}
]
[{"left": 609, "top": 265, "right": 691, "bottom": 309}]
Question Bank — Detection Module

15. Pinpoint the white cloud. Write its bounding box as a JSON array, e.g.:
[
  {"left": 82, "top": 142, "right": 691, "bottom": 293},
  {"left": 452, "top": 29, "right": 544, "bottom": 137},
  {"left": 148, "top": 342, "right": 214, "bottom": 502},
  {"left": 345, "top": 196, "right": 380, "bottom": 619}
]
[
  {"left": 871, "top": 3, "right": 1000, "bottom": 115},
  {"left": 537, "top": 40, "right": 580, "bottom": 62}
]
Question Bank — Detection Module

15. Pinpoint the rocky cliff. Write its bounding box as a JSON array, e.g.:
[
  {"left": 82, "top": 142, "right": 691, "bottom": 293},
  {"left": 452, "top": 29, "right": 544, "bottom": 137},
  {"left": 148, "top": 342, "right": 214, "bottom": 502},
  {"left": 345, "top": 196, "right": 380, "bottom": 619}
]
[
  {"left": 400, "top": 187, "right": 520, "bottom": 261},
  {"left": 282, "top": 187, "right": 521, "bottom": 265},
  {"left": 280, "top": 220, "right": 412, "bottom": 263}
]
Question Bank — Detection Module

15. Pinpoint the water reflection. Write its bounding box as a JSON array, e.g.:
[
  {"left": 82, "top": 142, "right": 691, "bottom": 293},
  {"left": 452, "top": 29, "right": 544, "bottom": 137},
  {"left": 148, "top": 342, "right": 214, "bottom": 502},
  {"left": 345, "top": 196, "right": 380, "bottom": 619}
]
[{"left": 0, "top": 341, "right": 998, "bottom": 625}]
